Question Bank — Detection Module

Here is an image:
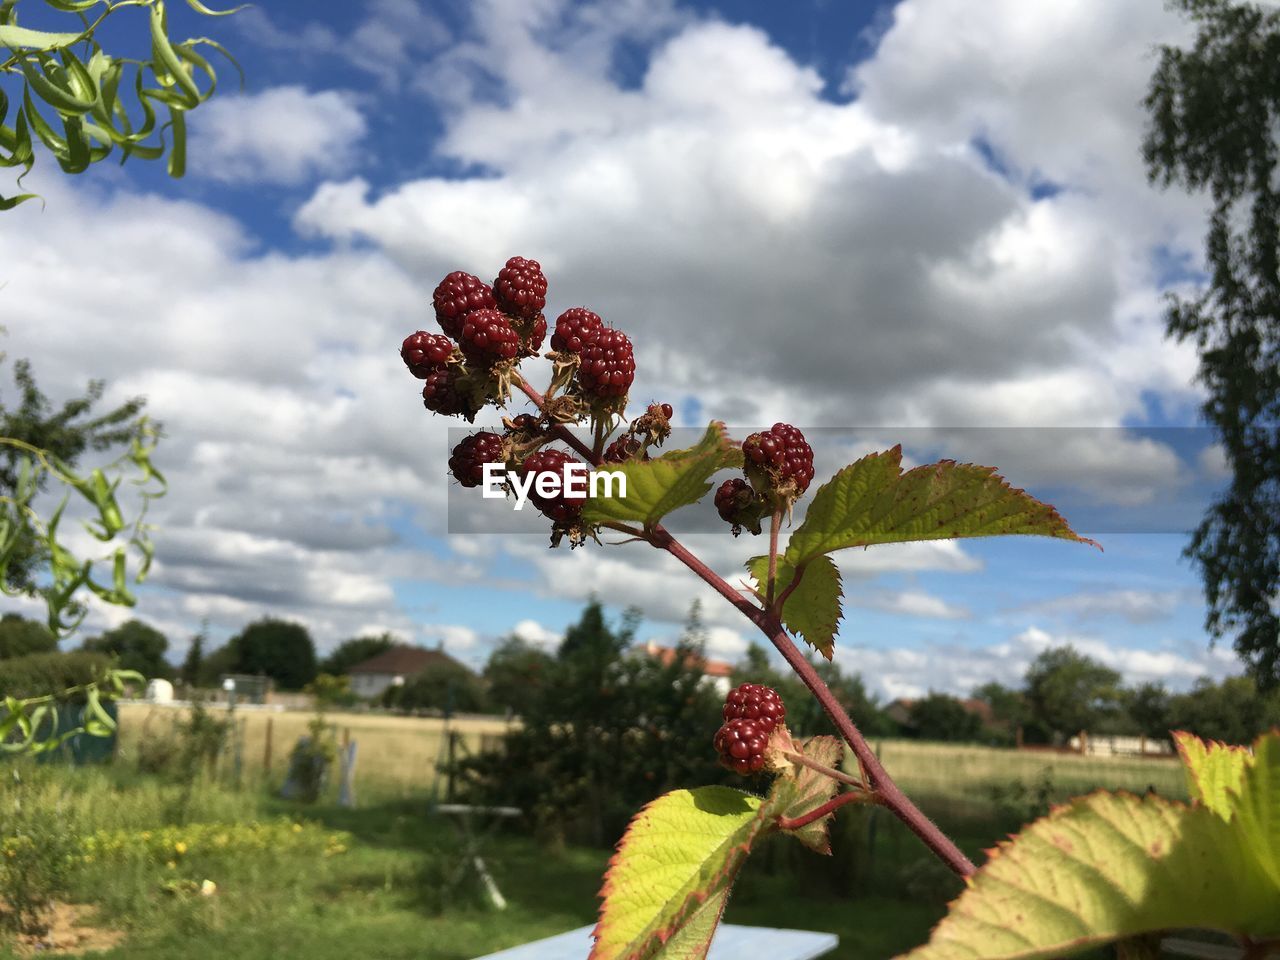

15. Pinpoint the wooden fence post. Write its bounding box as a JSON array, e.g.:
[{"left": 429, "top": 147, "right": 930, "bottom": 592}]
[{"left": 263, "top": 716, "right": 273, "bottom": 777}]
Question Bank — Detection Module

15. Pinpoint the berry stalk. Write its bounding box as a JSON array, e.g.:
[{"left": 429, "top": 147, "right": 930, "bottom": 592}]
[
  {"left": 649, "top": 524, "right": 977, "bottom": 878},
  {"left": 775, "top": 790, "right": 879, "bottom": 832}
]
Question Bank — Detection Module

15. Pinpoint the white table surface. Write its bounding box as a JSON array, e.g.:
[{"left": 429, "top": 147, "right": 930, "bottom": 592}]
[{"left": 471, "top": 922, "right": 839, "bottom": 960}]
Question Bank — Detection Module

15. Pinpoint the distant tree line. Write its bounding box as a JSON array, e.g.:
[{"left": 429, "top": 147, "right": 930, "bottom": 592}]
[{"left": 1, "top": 605, "right": 1274, "bottom": 748}]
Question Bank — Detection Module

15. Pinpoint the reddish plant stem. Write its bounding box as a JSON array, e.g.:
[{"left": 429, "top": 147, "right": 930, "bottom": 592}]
[
  {"left": 515, "top": 377, "right": 600, "bottom": 465},
  {"left": 511, "top": 375, "right": 975, "bottom": 877},
  {"left": 650, "top": 524, "right": 977, "bottom": 878},
  {"left": 775, "top": 791, "right": 879, "bottom": 832}
]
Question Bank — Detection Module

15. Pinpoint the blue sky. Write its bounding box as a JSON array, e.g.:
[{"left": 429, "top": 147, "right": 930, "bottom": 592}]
[{"left": 0, "top": 0, "right": 1251, "bottom": 698}]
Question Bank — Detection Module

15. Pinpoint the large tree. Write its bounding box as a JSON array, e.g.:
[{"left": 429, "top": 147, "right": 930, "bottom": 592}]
[
  {"left": 1025, "top": 646, "right": 1124, "bottom": 741},
  {"left": 1143, "top": 0, "right": 1280, "bottom": 686},
  {"left": 81, "top": 618, "right": 173, "bottom": 679},
  {"left": 225, "top": 618, "right": 317, "bottom": 691}
]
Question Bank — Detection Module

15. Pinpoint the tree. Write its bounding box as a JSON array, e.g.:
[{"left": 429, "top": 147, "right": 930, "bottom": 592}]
[
  {"left": 972, "top": 681, "right": 1030, "bottom": 732},
  {"left": 180, "top": 626, "right": 204, "bottom": 686},
  {"left": 387, "top": 658, "right": 487, "bottom": 714},
  {"left": 0, "top": 358, "right": 149, "bottom": 593},
  {"left": 1166, "top": 675, "right": 1280, "bottom": 744},
  {"left": 0, "top": 613, "right": 57, "bottom": 659},
  {"left": 484, "top": 635, "right": 556, "bottom": 717},
  {"left": 224, "top": 618, "right": 317, "bottom": 691},
  {"left": 1122, "top": 681, "right": 1173, "bottom": 740},
  {"left": 909, "top": 693, "right": 982, "bottom": 743},
  {"left": 195, "top": 640, "right": 238, "bottom": 688},
  {"left": 1025, "top": 646, "right": 1124, "bottom": 741},
  {"left": 81, "top": 618, "right": 172, "bottom": 679},
  {"left": 319, "top": 633, "right": 396, "bottom": 676},
  {"left": 0, "top": 0, "right": 242, "bottom": 209},
  {"left": 1143, "top": 0, "right": 1280, "bottom": 687}
]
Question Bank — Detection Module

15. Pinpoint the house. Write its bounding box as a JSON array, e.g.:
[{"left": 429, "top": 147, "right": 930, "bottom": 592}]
[
  {"left": 347, "top": 643, "right": 468, "bottom": 699},
  {"left": 636, "top": 640, "right": 735, "bottom": 699}
]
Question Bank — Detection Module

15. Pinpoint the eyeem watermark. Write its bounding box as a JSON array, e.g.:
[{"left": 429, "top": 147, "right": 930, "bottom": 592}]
[{"left": 483, "top": 462, "right": 627, "bottom": 511}]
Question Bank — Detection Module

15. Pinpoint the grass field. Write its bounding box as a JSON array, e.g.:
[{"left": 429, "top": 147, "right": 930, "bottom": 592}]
[
  {"left": 115, "top": 704, "right": 513, "bottom": 799},
  {"left": 0, "top": 730, "right": 1200, "bottom": 960}
]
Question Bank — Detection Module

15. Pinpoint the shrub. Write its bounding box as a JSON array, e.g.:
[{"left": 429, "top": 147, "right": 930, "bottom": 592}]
[{"left": 0, "top": 651, "right": 113, "bottom": 700}]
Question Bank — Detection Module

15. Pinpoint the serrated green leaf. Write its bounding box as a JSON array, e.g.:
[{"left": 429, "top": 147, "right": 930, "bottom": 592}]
[
  {"left": 899, "top": 789, "right": 1280, "bottom": 960},
  {"left": 582, "top": 423, "right": 740, "bottom": 529},
  {"left": 590, "top": 786, "right": 768, "bottom": 960},
  {"left": 1173, "top": 729, "right": 1249, "bottom": 819},
  {"left": 764, "top": 732, "right": 845, "bottom": 854},
  {"left": 1232, "top": 733, "right": 1280, "bottom": 890},
  {"left": 746, "top": 553, "right": 842, "bottom": 659},
  {"left": 765, "top": 448, "right": 1098, "bottom": 654}
]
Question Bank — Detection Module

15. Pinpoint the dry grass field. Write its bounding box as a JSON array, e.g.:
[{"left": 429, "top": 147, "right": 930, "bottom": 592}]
[
  {"left": 869, "top": 738, "right": 1187, "bottom": 820},
  {"left": 115, "top": 703, "right": 514, "bottom": 798}
]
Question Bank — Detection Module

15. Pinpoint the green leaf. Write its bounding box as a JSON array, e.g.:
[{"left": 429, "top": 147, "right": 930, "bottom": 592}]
[
  {"left": 0, "top": 24, "right": 83, "bottom": 50},
  {"left": 1232, "top": 733, "right": 1280, "bottom": 890},
  {"left": 746, "top": 553, "right": 842, "bottom": 659},
  {"left": 1173, "top": 729, "right": 1249, "bottom": 819},
  {"left": 764, "top": 732, "right": 845, "bottom": 854},
  {"left": 900, "top": 790, "right": 1280, "bottom": 960},
  {"left": 761, "top": 448, "right": 1098, "bottom": 656},
  {"left": 582, "top": 423, "right": 741, "bottom": 529},
  {"left": 589, "top": 786, "right": 769, "bottom": 960},
  {"left": 149, "top": 3, "right": 202, "bottom": 106}
]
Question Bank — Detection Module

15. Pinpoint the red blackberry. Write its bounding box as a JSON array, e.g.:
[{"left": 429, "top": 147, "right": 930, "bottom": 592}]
[
  {"left": 433, "top": 272, "right": 497, "bottom": 340},
  {"left": 520, "top": 449, "right": 587, "bottom": 523},
  {"left": 648, "top": 403, "right": 674, "bottom": 420},
  {"left": 493, "top": 257, "right": 547, "bottom": 321},
  {"left": 421, "top": 366, "right": 473, "bottom": 418},
  {"left": 723, "top": 682, "right": 786, "bottom": 731},
  {"left": 449, "top": 432, "right": 505, "bottom": 488},
  {"left": 550, "top": 308, "right": 603, "bottom": 354},
  {"left": 576, "top": 328, "right": 635, "bottom": 399},
  {"left": 714, "top": 478, "right": 764, "bottom": 536},
  {"left": 506, "top": 414, "right": 540, "bottom": 435},
  {"left": 524, "top": 312, "right": 547, "bottom": 353},
  {"left": 460, "top": 308, "right": 520, "bottom": 366},
  {"left": 742, "top": 423, "right": 815, "bottom": 494},
  {"left": 603, "top": 434, "right": 643, "bottom": 464},
  {"left": 713, "top": 718, "right": 769, "bottom": 775},
  {"left": 401, "top": 331, "right": 455, "bottom": 378}
]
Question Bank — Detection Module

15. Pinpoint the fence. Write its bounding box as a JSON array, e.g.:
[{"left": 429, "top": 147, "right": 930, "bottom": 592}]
[{"left": 1067, "top": 733, "right": 1174, "bottom": 758}]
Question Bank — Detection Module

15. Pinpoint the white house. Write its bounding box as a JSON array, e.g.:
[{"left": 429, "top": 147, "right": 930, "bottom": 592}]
[{"left": 347, "top": 644, "right": 468, "bottom": 700}]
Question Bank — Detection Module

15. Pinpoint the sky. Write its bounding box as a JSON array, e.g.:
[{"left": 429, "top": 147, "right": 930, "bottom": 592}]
[{"left": 0, "top": 0, "right": 1254, "bottom": 700}]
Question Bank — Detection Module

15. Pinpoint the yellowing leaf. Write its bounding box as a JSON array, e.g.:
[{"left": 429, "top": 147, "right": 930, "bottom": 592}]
[
  {"left": 1173, "top": 729, "right": 1250, "bottom": 819},
  {"left": 590, "top": 786, "right": 767, "bottom": 960},
  {"left": 899, "top": 790, "right": 1280, "bottom": 960}
]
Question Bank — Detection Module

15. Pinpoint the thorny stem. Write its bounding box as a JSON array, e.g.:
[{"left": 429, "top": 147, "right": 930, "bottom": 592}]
[
  {"left": 775, "top": 791, "right": 879, "bottom": 832},
  {"left": 650, "top": 525, "right": 977, "bottom": 878},
  {"left": 766, "top": 509, "right": 782, "bottom": 608},
  {"left": 511, "top": 376, "right": 977, "bottom": 878}
]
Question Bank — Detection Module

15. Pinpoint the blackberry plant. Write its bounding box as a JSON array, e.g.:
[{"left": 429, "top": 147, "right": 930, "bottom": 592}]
[{"left": 401, "top": 256, "right": 1280, "bottom": 960}]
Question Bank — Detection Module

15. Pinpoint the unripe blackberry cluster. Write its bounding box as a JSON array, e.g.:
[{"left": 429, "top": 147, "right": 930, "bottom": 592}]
[
  {"left": 714, "top": 423, "right": 814, "bottom": 536},
  {"left": 714, "top": 682, "right": 787, "bottom": 775}
]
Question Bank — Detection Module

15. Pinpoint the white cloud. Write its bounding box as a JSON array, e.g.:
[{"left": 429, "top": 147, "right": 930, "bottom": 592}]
[
  {"left": 192, "top": 86, "right": 368, "bottom": 185},
  {"left": 855, "top": 590, "right": 970, "bottom": 620},
  {"left": 511, "top": 618, "right": 562, "bottom": 651},
  {"left": 1019, "top": 589, "right": 1184, "bottom": 624}
]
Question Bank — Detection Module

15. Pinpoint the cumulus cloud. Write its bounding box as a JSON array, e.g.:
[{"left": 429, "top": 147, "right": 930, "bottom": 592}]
[
  {"left": 854, "top": 590, "right": 971, "bottom": 620},
  {"left": 192, "top": 86, "right": 368, "bottom": 185},
  {"left": 511, "top": 619, "right": 562, "bottom": 652},
  {"left": 1017, "top": 589, "right": 1185, "bottom": 625}
]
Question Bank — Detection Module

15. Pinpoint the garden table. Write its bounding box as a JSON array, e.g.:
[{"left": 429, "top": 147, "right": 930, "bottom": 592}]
[
  {"left": 471, "top": 923, "right": 839, "bottom": 960},
  {"left": 434, "top": 803, "right": 523, "bottom": 910}
]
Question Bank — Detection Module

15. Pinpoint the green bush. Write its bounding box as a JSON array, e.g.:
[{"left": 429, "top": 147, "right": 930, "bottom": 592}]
[
  {"left": 0, "top": 650, "right": 113, "bottom": 700},
  {"left": 0, "top": 767, "right": 84, "bottom": 933}
]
